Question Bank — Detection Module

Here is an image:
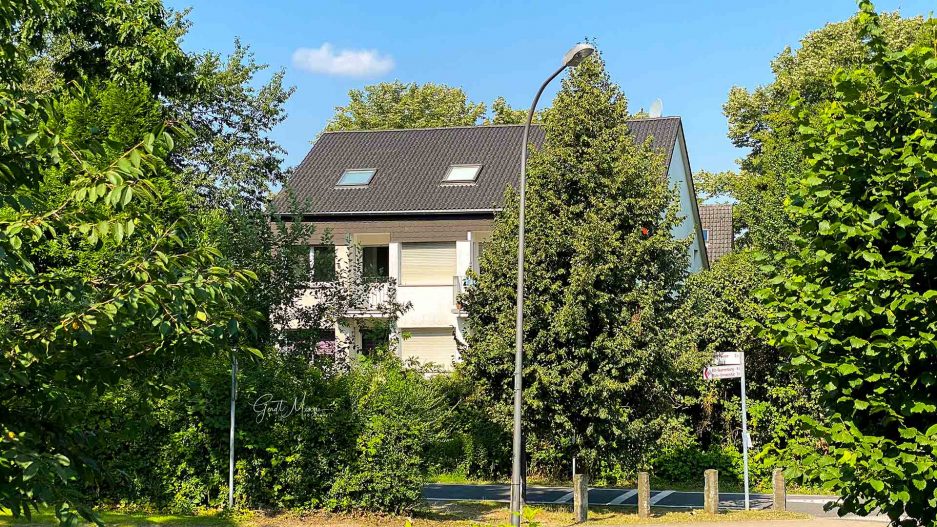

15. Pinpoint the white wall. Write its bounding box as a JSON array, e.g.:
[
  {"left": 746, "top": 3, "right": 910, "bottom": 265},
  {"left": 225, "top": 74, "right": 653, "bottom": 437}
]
[{"left": 667, "top": 137, "right": 706, "bottom": 273}]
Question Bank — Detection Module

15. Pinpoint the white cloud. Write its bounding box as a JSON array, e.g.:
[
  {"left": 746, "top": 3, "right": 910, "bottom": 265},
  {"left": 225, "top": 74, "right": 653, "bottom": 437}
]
[{"left": 291, "top": 43, "right": 394, "bottom": 77}]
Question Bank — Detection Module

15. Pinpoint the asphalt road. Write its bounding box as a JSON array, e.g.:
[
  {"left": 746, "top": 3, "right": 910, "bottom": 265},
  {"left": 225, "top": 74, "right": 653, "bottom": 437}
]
[{"left": 422, "top": 483, "right": 886, "bottom": 521}]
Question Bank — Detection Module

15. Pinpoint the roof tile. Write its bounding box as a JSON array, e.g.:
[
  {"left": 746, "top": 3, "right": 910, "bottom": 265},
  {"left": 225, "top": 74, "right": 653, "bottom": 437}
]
[{"left": 275, "top": 117, "right": 682, "bottom": 215}]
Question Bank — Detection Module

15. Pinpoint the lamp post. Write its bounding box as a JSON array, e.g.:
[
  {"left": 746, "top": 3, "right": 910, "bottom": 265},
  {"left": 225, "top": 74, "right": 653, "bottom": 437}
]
[{"left": 510, "top": 42, "right": 595, "bottom": 527}]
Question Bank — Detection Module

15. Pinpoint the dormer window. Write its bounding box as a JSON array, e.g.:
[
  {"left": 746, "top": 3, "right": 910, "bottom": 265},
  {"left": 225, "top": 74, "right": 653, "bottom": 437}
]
[
  {"left": 337, "top": 169, "right": 376, "bottom": 186},
  {"left": 444, "top": 164, "right": 482, "bottom": 183}
]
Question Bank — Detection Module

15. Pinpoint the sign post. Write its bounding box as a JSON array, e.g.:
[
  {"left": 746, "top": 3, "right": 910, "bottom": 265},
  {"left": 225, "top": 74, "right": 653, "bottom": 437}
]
[
  {"left": 228, "top": 353, "right": 237, "bottom": 509},
  {"left": 703, "top": 352, "right": 749, "bottom": 510}
]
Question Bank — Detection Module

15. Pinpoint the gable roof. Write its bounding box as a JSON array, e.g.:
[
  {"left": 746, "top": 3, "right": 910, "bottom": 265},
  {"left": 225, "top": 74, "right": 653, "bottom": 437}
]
[
  {"left": 275, "top": 117, "right": 682, "bottom": 216},
  {"left": 699, "top": 204, "right": 734, "bottom": 262}
]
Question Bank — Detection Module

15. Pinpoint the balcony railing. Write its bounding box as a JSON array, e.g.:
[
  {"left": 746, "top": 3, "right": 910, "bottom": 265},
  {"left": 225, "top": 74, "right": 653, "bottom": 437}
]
[{"left": 346, "top": 281, "right": 390, "bottom": 316}]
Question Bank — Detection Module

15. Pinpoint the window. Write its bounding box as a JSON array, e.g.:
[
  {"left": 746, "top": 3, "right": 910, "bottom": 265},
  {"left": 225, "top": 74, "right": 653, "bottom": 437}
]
[
  {"left": 360, "top": 325, "right": 390, "bottom": 357},
  {"left": 400, "top": 328, "right": 457, "bottom": 370},
  {"left": 337, "top": 169, "right": 376, "bottom": 186},
  {"left": 401, "top": 242, "right": 457, "bottom": 285},
  {"left": 444, "top": 164, "right": 482, "bottom": 182},
  {"left": 288, "top": 245, "right": 310, "bottom": 280},
  {"left": 312, "top": 246, "right": 336, "bottom": 281},
  {"left": 702, "top": 229, "right": 710, "bottom": 242},
  {"left": 362, "top": 246, "right": 389, "bottom": 282}
]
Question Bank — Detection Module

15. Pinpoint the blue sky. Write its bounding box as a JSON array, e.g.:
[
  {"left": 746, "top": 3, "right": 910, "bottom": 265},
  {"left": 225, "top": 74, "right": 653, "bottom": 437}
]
[{"left": 166, "top": 0, "right": 934, "bottom": 175}]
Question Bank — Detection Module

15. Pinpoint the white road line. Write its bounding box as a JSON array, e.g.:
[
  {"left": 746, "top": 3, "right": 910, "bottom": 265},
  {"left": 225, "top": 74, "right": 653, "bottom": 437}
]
[
  {"left": 789, "top": 498, "right": 834, "bottom": 504},
  {"left": 608, "top": 490, "right": 638, "bottom": 505},
  {"left": 650, "top": 490, "right": 674, "bottom": 505},
  {"left": 553, "top": 492, "right": 574, "bottom": 504}
]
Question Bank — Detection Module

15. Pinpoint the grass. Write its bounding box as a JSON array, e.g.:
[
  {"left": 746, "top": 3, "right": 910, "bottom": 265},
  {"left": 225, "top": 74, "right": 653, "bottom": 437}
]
[
  {"left": 0, "top": 509, "right": 241, "bottom": 527},
  {"left": 1, "top": 502, "right": 810, "bottom": 527}
]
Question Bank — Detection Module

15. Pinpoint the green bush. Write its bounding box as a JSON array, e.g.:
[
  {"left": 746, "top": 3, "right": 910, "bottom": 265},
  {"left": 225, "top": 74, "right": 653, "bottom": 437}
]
[
  {"left": 326, "top": 415, "right": 424, "bottom": 513},
  {"left": 651, "top": 444, "right": 743, "bottom": 486},
  {"left": 424, "top": 372, "right": 511, "bottom": 481},
  {"left": 83, "top": 353, "right": 447, "bottom": 514}
]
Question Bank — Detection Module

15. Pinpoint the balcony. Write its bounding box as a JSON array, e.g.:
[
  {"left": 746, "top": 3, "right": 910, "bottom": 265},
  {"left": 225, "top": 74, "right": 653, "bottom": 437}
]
[
  {"left": 346, "top": 281, "right": 391, "bottom": 317},
  {"left": 288, "top": 280, "right": 392, "bottom": 319}
]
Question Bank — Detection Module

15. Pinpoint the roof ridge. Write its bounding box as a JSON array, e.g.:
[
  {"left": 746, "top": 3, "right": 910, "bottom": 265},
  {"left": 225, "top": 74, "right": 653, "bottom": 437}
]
[
  {"left": 320, "top": 116, "right": 681, "bottom": 135},
  {"left": 321, "top": 123, "right": 531, "bottom": 134}
]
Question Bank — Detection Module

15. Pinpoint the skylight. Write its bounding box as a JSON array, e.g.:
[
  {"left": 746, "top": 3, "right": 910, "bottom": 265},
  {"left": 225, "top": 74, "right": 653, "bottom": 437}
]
[
  {"left": 337, "top": 169, "right": 376, "bottom": 186},
  {"left": 445, "top": 164, "right": 482, "bottom": 182}
]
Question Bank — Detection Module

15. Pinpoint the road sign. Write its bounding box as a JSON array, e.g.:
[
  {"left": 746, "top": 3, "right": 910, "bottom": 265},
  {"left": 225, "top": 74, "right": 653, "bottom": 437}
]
[
  {"left": 702, "top": 351, "right": 750, "bottom": 511},
  {"left": 703, "top": 364, "right": 743, "bottom": 380},
  {"left": 712, "top": 351, "right": 742, "bottom": 366}
]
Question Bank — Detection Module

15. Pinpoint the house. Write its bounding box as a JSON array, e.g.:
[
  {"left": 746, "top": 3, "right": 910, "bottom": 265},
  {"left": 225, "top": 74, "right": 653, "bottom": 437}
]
[
  {"left": 698, "top": 204, "right": 734, "bottom": 262},
  {"left": 273, "top": 117, "right": 708, "bottom": 369}
]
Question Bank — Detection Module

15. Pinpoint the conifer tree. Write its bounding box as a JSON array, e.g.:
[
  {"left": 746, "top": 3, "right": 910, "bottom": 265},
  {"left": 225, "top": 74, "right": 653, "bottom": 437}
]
[{"left": 460, "top": 50, "right": 697, "bottom": 477}]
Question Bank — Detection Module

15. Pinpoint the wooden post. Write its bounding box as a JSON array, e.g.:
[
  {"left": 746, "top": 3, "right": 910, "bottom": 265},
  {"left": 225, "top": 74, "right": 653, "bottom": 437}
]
[
  {"left": 573, "top": 473, "right": 589, "bottom": 523},
  {"left": 772, "top": 468, "right": 787, "bottom": 511},
  {"left": 637, "top": 471, "right": 651, "bottom": 518},
  {"left": 704, "top": 469, "right": 719, "bottom": 515}
]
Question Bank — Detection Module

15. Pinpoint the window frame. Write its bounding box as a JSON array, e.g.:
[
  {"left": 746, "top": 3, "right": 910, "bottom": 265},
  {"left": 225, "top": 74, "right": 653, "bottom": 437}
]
[
  {"left": 361, "top": 245, "right": 390, "bottom": 282},
  {"left": 443, "top": 164, "right": 482, "bottom": 183},
  {"left": 336, "top": 168, "right": 377, "bottom": 187},
  {"left": 311, "top": 245, "right": 337, "bottom": 282}
]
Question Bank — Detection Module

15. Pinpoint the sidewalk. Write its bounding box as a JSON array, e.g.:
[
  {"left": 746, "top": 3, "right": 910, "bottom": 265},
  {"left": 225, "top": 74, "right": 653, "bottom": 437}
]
[{"left": 616, "top": 521, "right": 887, "bottom": 527}]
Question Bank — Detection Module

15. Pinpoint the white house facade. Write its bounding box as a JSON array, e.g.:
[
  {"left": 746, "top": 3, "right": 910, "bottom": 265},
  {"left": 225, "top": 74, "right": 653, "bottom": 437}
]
[{"left": 274, "top": 117, "right": 709, "bottom": 369}]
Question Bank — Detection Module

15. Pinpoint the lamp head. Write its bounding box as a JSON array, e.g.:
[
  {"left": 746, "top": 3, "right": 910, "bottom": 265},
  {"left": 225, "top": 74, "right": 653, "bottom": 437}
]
[{"left": 563, "top": 43, "right": 596, "bottom": 68}]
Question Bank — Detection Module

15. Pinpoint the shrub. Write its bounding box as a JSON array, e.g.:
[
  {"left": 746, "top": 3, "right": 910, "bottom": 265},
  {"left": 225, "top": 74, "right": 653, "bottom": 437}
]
[
  {"left": 83, "top": 353, "right": 448, "bottom": 514},
  {"left": 327, "top": 415, "right": 424, "bottom": 513}
]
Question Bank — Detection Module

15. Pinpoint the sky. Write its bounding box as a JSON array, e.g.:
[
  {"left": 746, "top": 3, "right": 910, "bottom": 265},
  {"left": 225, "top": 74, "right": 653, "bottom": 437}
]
[{"left": 165, "top": 0, "right": 935, "bottom": 175}]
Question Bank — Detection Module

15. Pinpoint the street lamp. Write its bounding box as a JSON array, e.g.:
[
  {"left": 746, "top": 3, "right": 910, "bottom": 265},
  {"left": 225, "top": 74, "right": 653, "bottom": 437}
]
[{"left": 510, "top": 42, "right": 595, "bottom": 527}]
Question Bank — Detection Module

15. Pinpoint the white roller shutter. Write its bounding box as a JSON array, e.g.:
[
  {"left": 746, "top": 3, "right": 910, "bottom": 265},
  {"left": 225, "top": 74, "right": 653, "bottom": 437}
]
[
  {"left": 400, "top": 242, "right": 456, "bottom": 285},
  {"left": 400, "top": 328, "right": 458, "bottom": 369}
]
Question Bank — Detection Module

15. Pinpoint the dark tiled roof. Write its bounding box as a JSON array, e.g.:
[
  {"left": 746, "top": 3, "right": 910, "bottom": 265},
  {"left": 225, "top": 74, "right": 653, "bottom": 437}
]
[
  {"left": 275, "top": 117, "right": 682, "bottom": 216},
  {"left": 699, "top": 204, "right": 733, "bottom": 262}
]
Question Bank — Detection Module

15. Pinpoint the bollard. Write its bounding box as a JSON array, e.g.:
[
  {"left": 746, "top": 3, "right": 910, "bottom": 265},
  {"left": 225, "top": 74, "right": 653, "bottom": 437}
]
[
  {"left": 637, "top": 471, "right": 651, "bottom": 518},
  {"left": 704, "top": 469, "right": 719, "bottom": 514},
  {"left": 772, "top": 468, "right": 787, "bottom": 511},
  {"left": 573, "top": 473, "right": 589, "bottom": 522}
]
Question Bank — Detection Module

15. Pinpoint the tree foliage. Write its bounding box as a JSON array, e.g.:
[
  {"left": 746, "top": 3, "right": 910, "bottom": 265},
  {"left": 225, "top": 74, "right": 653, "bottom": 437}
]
[
  {"left": 325, "top": 81, "right": 486, "bottom": 131},
  {"left": 0, "top": 1, "right": 299, "bottom": 522},
  {"left": 710, "top": 8, "right": 927, "bottom": 251},
  {"left": 460, "top": 50, "right": 698, "bottom": 474},
  {"left": 760, "top": 3, "right": 937, "bottom": 524}
]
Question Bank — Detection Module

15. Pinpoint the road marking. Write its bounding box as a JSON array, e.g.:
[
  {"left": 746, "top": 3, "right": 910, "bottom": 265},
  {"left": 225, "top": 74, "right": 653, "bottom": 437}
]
[
  {"left": 553, "top": 492, "right": 574, "bottom": 504},
  {"left": 608, "top": 490, "right": 637, "bottom": 505},
  {"left": 650, "top": 490, "right": 674, "bottom": 505},
  {"left": 789, "top": 498, "right": 833, "bottom": 504}
]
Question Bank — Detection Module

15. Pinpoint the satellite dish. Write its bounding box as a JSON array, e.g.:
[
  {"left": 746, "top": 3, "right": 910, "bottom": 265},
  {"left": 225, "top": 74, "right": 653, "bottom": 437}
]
[{"left": 649, "top": 98, "right": 663, "bottom": 118}]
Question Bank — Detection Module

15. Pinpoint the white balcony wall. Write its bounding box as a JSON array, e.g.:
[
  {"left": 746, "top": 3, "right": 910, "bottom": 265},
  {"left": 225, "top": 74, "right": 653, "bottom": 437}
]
[
  {"left": 456, "top": 240, "right": 472, "bottom": 277},
  {"left": 397, "top": 286, "right": 457, "bottom": 327}
]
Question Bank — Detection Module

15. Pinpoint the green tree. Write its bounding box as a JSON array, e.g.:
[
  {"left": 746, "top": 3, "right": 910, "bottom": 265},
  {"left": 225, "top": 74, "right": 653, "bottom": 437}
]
[
  {"left": 716, "top": 9, "right": 927, "bottom": 251},
  {"left": 0, "top": 2, "right": 262, "bottom": 522},
  {"left": 172, "top": 40, "right": 294, "bottom": 210},
  {"left": 326, "top": 81, "right": 486, "bottom": 131},
  {"left": 485, "top": 96, "right": 528, "bottom": 125},
  {"left": 760, "top": 3, "right": 937, "bottom": 523},
  {"left": 460, "top": 50, "right": 697, "bottom": 479}
]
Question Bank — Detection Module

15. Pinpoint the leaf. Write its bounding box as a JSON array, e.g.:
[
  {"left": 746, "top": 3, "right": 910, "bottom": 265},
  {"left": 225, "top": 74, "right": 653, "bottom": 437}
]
[{"left": 120, "top": 186, "right": 132, "bottom": 207}]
